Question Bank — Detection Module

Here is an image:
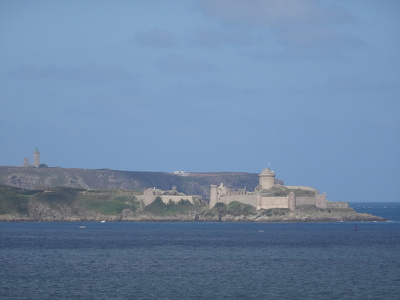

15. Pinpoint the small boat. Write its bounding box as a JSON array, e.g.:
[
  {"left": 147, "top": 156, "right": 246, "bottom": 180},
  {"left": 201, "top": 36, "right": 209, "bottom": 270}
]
[
  {"left": 354, "top": 225, "right": 358, "bottom": 231},
  {"left": 79, "top": 226, "right": 86, "bottom": 229}
]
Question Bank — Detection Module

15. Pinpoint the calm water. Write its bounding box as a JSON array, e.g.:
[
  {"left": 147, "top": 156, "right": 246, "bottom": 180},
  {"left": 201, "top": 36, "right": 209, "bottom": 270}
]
[
  {"left": 1, "top": 203, "right": 400, "bottom": 300},
  {"left": 349, "top": 202, "right": 400, "bottom": 222}
]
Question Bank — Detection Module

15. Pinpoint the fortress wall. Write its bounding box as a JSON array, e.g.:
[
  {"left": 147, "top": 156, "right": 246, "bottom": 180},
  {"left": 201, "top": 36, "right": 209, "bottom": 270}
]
[
  {"left": 138, "top": 195, "right": 195, "bottom": 205},
  {"left": 213, "top": 197, "right": 230, "bottom": 206},
  {"left": 284, "top": 185, "right": 317, "bottom": 192},
  {"left": 161, "top": 195, "right": 194, "bottom": 204},
  {"left": 315, "top": 194, "right": 328, "bottom": 208},
  {"left": 296, "top": 197, "right": 316, "bottom": 206},
  {"left": 218, "top": 195, "right": 258, "bottom": 207},
  {"left": 138, "top": 194, "right": 156, "bottom": 206},
  {"left": 259, "top": 196, "right": 288, "bottom": 209}
]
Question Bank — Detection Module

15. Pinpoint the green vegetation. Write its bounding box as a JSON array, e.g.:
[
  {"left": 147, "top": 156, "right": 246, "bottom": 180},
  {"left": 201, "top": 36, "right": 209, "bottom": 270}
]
[
  {"left": 259, "top": 208, "right": 290, "bottom": 216},
  {"left": 0, "top": 183, "right": 368, "bottom": 222},
  {"left": 262, "top": 186, "right": 315, "bottom": 197},
  {"left": 82, "top": 195, "right": 140, "bottom": 215},
  {"left": 0, "top": 185, "right": 143, "bottom": 217},
  {"left": 143, "top": 197, "right": 196, "bottom": 216},
  {"left": 0, "top": 185, "right": 30, "bottom": 214},
  {"left": 32, "top": 187, "right": 83, "bottom": 206},
  {"left": 226, "top": 201, "right": 256, "bottom": 216}
]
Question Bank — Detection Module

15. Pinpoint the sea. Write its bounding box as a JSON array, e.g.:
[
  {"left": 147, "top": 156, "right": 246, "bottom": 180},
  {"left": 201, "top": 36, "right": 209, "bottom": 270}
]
[{"left": 1, "top": 202, "right": 399, "bottom": 300}]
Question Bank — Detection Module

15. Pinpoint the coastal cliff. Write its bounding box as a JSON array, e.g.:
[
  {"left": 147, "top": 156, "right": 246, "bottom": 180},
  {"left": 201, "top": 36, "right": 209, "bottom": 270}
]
[
  {"left": 0, "top": 185, "right": 385, "bottom": 223},
  {"left": 0, "top": 166, "right": 259, "bottom": 198}
]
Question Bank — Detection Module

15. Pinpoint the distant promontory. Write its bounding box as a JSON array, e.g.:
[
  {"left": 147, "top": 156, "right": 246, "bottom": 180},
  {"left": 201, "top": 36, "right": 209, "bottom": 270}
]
[{"left": 0, "top": 166, "right": 385, "bottom": 222}]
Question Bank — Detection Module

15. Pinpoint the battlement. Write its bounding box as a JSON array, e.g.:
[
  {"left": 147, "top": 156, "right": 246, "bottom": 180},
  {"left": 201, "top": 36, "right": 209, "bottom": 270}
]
[{"left": 260, "top": 168, "right": 275, "bottom": 176}]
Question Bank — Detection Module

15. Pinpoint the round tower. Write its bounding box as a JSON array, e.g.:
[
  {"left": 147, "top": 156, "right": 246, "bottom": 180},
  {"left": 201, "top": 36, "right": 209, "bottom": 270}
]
[
  {"left": 288, "top": 191, "right": 296, "bottom": 211},
  {"left": 209, "top": 185, "right": 218, "bottom": 208},
  {"left": 258, "top": 168, "right": 275, "bottom": 190},
  {"left": 33, "top": 148, "right": 40, "bottom": 167}
]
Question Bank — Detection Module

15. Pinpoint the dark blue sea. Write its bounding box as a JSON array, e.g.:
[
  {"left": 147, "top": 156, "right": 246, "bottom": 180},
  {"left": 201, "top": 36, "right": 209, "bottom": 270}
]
[{"left": 1, "top": 203, "right": 400, "bottom": 300}]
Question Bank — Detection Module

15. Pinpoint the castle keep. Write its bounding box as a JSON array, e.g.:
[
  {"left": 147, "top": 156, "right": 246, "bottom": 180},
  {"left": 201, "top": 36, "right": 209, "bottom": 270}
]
[{"left": 209, "top": 168, "right": 348, "bottom": 211}]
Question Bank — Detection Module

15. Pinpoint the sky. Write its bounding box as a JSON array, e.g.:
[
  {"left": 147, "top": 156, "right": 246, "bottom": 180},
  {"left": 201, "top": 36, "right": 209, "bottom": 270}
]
[{"left": 1, "top": 0, "right": 399, "bottom": 202}]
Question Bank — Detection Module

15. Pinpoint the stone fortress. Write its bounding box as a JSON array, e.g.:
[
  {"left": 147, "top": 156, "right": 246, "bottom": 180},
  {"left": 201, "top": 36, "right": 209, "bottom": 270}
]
[
  {"left": 22, "top": 148, "right": 41, "bottom": 167},
  {"left": 210, "top": 168, "right": 348, "bottom": 211},
  {"left": 138, "top": 167, "right": 348, "bottom": 211},
  {"left": 14, "top": 151, "right": 348, "bottom": 211}
]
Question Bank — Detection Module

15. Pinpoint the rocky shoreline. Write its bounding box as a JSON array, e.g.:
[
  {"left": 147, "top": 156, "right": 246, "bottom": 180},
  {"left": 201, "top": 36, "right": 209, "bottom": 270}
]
[
  {"left": 0, "top": 208, "right": 386, "bottom": 223},
  {"left": 0, "top": 184, "right": 386, "bottom": 223}
]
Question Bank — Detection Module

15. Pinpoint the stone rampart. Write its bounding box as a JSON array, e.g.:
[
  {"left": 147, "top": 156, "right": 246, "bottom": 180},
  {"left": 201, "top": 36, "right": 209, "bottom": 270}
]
[
  {"left": 221, "top": 194, "right": 258, "bottom": 207},
  {"left": 315, "top": 194, "right": 328, "bottom": 208},
  {"left": 259, "top": 196, "right": 288, "bottom": 209},
  {"left": 296, "top": 197, "right": 316, "bottom": 206},
  {"left": 139, "top": 194, "right": 156, "bottom": 206},
  {"left": 284, "top": 185, "right": 317, "bottom": 192}
]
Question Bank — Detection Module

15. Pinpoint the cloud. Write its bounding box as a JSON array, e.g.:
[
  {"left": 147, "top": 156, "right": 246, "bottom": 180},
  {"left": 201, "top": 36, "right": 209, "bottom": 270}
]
[
  {"left": 189, "top": 28, "right": 266, "bottom": 47},
  {"left": 197, "top": 0, "right": 362, "bottom": 50},
  {"left": 277, "top": 26, "right": 364, "bottom": 48},
  {"left": 198, "top": 0, "right": 355, "bottom": 27},
  {"left": 157, "top": 54, "right": 216, "bottom": 73},
  {"left": 240, "top": 48, "right": 349, "bottom": 61},
  {"left": 135, "top": 28, "right": 178, "bottom": 47},
  {"left": 7, "top": 64, "right": 134, "bottom": 81}
]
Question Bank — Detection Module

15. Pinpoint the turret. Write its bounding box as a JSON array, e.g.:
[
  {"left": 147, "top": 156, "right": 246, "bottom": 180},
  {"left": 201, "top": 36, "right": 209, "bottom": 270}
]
[
  {"left": 288, "top": 191, "right": 296, "bottom": 211},
  {"left": 33, "top": 148, "right": 40, "bottom": 167},
  {"left": 258, "top": 168, "right": 275, "bottom": 190},
  {"left": 209, "top": 185, "right": 218, "bottom": 208}
]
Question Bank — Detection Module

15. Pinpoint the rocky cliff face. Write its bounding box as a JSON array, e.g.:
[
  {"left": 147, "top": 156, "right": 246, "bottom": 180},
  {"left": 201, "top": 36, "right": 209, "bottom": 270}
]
[{"left": 0, "top": 166, "right": 259, "bottom": 198}]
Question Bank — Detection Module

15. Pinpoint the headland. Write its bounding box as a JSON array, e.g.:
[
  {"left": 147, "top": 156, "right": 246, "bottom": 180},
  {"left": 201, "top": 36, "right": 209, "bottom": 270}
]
[{"left": 0, "top": 165, "right": 385, "bottom": 222}]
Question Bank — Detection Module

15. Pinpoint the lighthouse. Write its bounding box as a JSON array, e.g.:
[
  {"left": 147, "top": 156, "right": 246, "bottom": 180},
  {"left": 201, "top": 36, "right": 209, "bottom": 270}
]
[{"left": 33, "top": 148, "right": 40, "bottom": 167}]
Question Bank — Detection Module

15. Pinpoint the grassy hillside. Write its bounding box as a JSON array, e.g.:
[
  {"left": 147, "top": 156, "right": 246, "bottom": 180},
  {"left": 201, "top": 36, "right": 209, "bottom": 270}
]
[
  {"left": 0, "top": 185, "right": 32, "bottom": 215},
  {"left": 0, "top": 185, "right": 203, "bottom": 221}
]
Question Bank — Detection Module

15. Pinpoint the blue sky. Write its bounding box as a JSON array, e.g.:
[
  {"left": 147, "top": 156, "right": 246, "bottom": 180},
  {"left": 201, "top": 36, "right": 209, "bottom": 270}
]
[{"left": 1, "top": 0, "right": 399, "bottom": 202}]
